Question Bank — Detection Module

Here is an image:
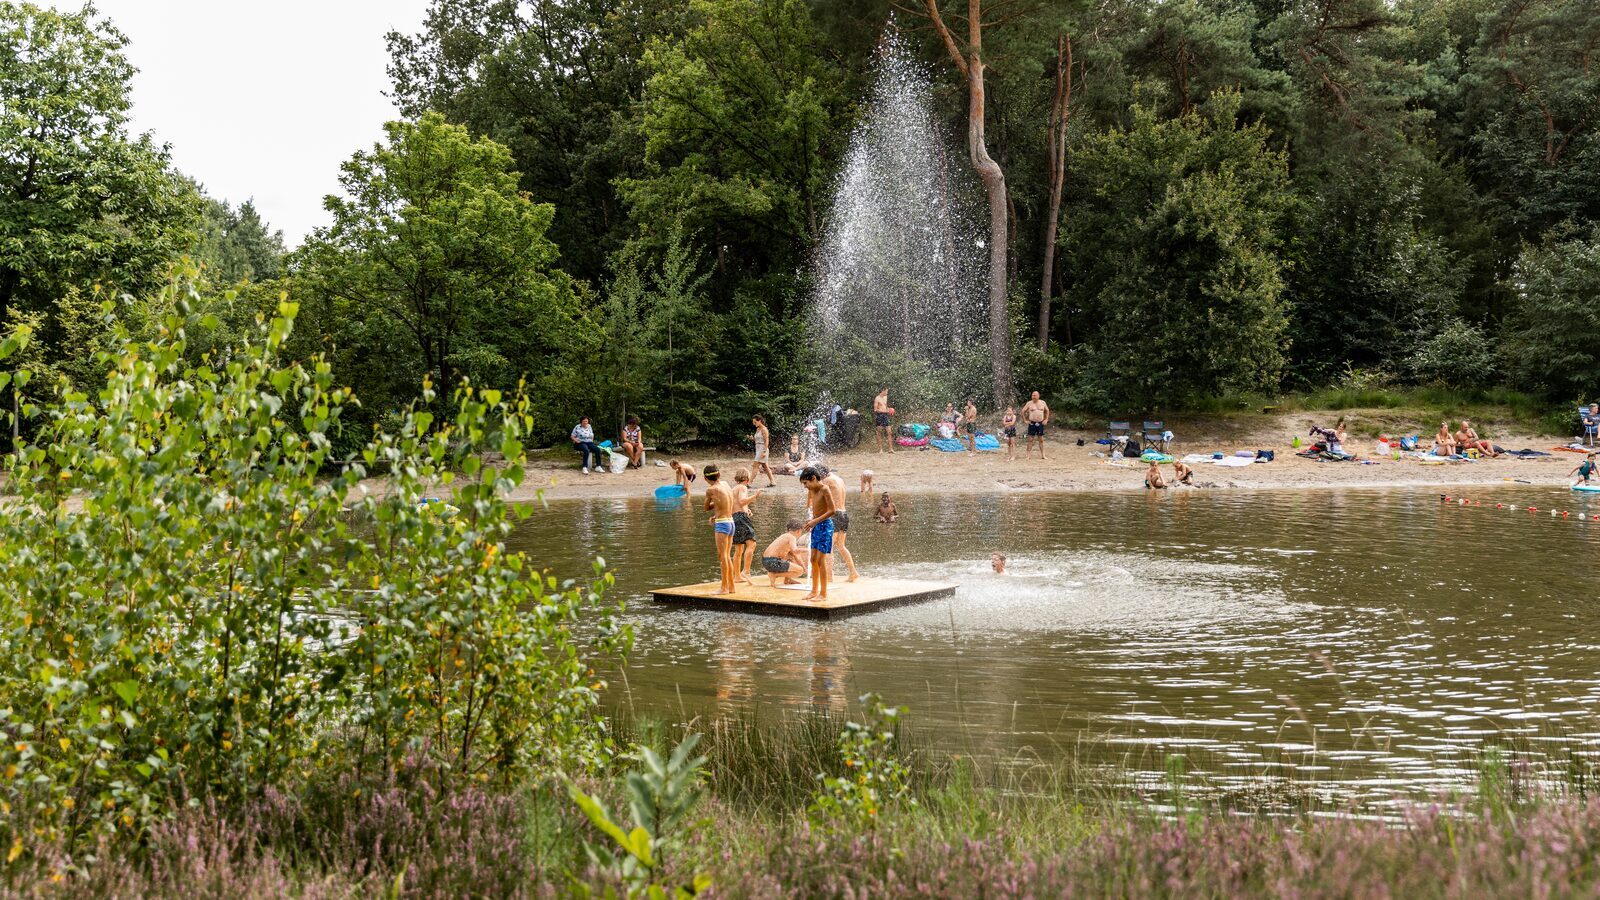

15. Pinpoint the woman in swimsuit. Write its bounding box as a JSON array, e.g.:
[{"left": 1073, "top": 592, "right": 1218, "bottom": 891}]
[
  {"left": 1001, "top": 406, "right": 1018, "bottom": 460},
  {"left": 751, "top": 415, "right": 776, "bottom": 486},
  {"left": 1433, "top": 421, "right": 1458, "bottom": 457}
]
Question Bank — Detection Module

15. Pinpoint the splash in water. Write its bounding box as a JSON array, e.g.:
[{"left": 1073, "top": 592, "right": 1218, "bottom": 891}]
[{"left": 810, "top": 30, "right": 986, "bottom": 366}]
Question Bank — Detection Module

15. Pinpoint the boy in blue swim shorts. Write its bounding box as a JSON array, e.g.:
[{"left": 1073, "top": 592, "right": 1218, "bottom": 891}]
[
  {"left": 704, "top": 464, "right": 737, "bottom": 595},
  {"left": 799, "top": 467, "right": 837, "bottom": 601}
]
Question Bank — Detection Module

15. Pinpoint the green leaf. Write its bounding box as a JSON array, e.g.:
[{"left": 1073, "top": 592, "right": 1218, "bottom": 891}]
[{"left": 111, "top": 680, "right": 140, "bottom": 706}]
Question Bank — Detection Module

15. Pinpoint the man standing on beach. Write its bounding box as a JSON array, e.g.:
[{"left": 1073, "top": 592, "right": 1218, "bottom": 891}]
[
  {"left": 873, "top": 389, "right": 895, "bottom": 453},
  {"left": 1021, "top": 391, "right": 1051, "bottom": 460},
  {"left": 799, "top": 468, "right": 837, "bottom": 601},
  {"left": 819, "top": 466, "right": 858, "bottom": 582},
  {"left": 703, "top": 465, "right": 737, "bottom": 595}
]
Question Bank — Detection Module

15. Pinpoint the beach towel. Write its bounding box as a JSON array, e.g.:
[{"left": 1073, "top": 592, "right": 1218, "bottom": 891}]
[
  {"left": 930, "top": 438, "right": 965, "bottom": 452},
  {"left": 1504, "top": 449, "right": 1552, "bottom": 458},
  {"left": 896, "top": 436, "right": 929, "bottom": 447},
  {"left": 1214, "top": 456, "right": 1253, "bottom": 467},
  {"left": 1140, "top": 451, "right": 1174, "bottom": 463},
  {"left": 974, "top": 434, "right": 1001, "bottom": 451}
]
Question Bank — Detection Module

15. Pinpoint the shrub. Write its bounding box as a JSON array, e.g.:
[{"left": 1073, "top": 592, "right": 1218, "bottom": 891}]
[
  {"left": 0, "top": 275, "right": 630, "bottom": 862},
  {"left": 1409, "top": 317, "right": 1496, "bottom": 387},
  {"left": 810, "top": 694, "right": 914, "bottom": 831}
]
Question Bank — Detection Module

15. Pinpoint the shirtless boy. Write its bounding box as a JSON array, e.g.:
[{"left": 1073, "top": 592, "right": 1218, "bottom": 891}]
[
  {"left": 670, "top": 459, "right": 697, "bottom": 489},
  {"left": 819, "top": 466, "right": 858, "bottom": 582},
  {"left": 1172, "top": 460, "right": 1194, "bottom": 486},
  {"left": 873, "top": 389, "right": 895, "bottom": 453},
  {"left": 760, "top": 521, "right": 809, "bottom": 587},
  {"left": 860, "top": 469, "right": 875, "bottom": 496},
  {"left": 1145, "top": 461, "right": 1167, "bottom": 489},
  {"left": 875, "top": 492, "right": 897, "bottom": 523},
  {"left": 962, "top": 397, "right": 979, "bottom": 453},
  {"left": 1021, "top": 391, "right": 1051, "bottom": 460},
  {"left": 799, "top": 468, "right": 837, "bottom": 601},
  {"left": 1001, "top": 406, "right": 1018, "bottom": 460},
  {"left": 703, "top": 465, "right": 736, "bottom": 595},
  {"left": 730, "top": 467, "right": 764, "bottom": 583},
  {"left": 752, "top": 415, "right": 777, "bottom": 486}
]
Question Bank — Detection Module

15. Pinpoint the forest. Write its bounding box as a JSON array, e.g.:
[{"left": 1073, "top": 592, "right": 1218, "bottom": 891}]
[{"left": 3, "top": 0, "right": 1598, "bottom": 447}]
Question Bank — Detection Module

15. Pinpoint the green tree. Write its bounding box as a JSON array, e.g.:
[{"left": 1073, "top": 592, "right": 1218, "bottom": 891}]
[
  {"left": 296, "top": 113, "right": 586, "bottom": 417},
  {"left": 1064, "top": 95, "right": 1294, "bottom": 408},
  {"left": 0, "top": 1, "right": 197, "bottom": 324},
  {"left": 623, "top": 0, "right": 847, "bottom": 292},
  {"left": 194, "top": 194, "right": 286, "bottom": 283},
  {"left": 387, "top": 0, "right": 681, "bottom": 283},
  {"left": 1499, "top": 225, "right": 1600, "bottom": 401}
]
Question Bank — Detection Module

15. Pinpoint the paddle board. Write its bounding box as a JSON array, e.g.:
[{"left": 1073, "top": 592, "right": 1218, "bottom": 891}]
[{"left": 1572, "top": 484, "right": 1600, "bottom": 493}]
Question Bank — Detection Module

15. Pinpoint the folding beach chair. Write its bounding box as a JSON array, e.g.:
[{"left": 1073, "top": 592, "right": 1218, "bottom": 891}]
[
  {"left": 1105, "top": 421, "right": 1132, "bottom": 457},
  {"left": 1581, "top": 404, "right": 1599, "bottom": 447},
  {"left": 1143, "top": 420, "right": 1169, "bottom": 453}
]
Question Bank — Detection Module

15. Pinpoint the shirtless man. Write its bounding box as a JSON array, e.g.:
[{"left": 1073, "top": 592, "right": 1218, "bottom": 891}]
[
  {"left": 730, "top": 467, "right": 764, "bottom": 583},
  {"left": 799, "top": 468, "right": 837, "bottom": 601},
  {"left": 873, "top": 389, "right": 895, "bottom": 453},
  {"left": 962, "top": 397, "right": 979, "bottom": 453},
  {"left": 751, "top": 415, "right": 777, "bottom": 486},
  {"left": 1021, "top": 391, "right": 1051, "bottom": 460},
  {"left": 1456, "top": 419, "right": 1497, "bottom": 458},
  {"left": 759, "top": 521, "right": 809, "bottom": 587},
  {"left": 819, "top": 466, "right": 858, "bottom": 582},
  {"left": 875, "top": 492, "right": 897, "bottom": 523},
  {"left": 703, "top": 465, "right": 737, "bottom": 595}
]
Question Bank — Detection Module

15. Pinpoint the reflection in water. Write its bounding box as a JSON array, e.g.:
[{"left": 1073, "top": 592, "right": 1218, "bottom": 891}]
[{"left": 507, "top": 486, "right": 1600, "bottom": 804}]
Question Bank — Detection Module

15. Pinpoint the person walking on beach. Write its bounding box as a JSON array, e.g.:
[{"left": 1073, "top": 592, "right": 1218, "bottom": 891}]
[
  {"left": 820, "top": 466, "right": 858, "bottom": 582},
  {"left": 1001, "top": 406, "right": 1018, "bottom": 460},
  {"left": 1021, "top": 392, "right": 1051, "bottom": 460},
  {"left": 799, "top": 468, "right": 837, "bottom": 602},
  {"left": 752, "top": 415, "right": 777, "bottom": 486},
  {"left": 873, "top": 389, "right": 895, "bottom": 453},
  {"left": 963, "top": 397, "right": 979, "bottom": 453},
  {"left": 704, "top": 465, "right": 737, "bottom": 595},
  {"left": 571, "top": 416, "right": 602, "bottom": 474}
]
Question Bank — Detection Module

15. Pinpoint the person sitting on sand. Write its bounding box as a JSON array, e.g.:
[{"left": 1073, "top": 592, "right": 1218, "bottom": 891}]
[
  {"left": 1456, "top": 419, "right": 1498, "bottom": 458},
  {"left": 1433, "top": 421, "right": 1458, "bottom": 457},
  {"left": 941, "top": 402, "right": 959, "bottom": 439},
  {"left": 860, "top": 469, "right": 874, "bottom": 496},
  {"left": 670, "top": 459, "right": 697, "bottom": 488},
  {"left": 1572, "top": 453, "right": 1598, "bottom": 486},
  {"left": 1172, "top": 460, "right": 1194, "bottom": 486},
  {"left": 1145, "top": 461, "right": 1167, "bottom": 489},
  {"left": 875, "top": 492, "right": 897, "bottom": 523},
  {"left": 760, "top": 521, "right": 809, "bottom": 587},
  {"left": 703, "top": 465, "right": 736, "bottom": 596},
  {"left": 991, "top": 552, "right": 1007, "bottom": 575}
]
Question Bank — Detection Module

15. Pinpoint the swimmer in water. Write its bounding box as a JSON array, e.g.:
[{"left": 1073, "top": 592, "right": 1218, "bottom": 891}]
[
  {"left": 991, "top": 552, "right": 1007, "bottom": 575},
  {"left": 874, "top": 492, "right": 897, "bottom": 523}
]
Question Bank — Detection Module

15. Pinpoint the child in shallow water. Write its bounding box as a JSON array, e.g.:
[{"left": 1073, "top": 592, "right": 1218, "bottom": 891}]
[{"left": 670, "top": 459, "right": 697, "bottom": 488}]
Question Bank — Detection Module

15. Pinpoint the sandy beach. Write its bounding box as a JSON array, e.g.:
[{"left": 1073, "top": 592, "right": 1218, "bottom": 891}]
[{"left": 508, "top": 415, "right": 1586, "bottom": 502}]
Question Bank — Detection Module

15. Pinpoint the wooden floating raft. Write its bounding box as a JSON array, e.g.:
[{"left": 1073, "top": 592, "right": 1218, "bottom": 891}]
[{"left": 651, "top": 577, "right": 957, "bottom": 619}]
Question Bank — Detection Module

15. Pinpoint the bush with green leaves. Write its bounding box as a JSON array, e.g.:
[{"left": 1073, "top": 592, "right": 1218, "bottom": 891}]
[
  {"left": 1407, "top": 317, "right": 1496, "bottom": 387},
  {"left": 0, "top": 275, "right": 629, "bottom": 861},
  {"left": 810, "top": 693, "right": 913, "bottom": 831},
  {"left": 568, "top": 733, "right": 711, "bottom": 899}
]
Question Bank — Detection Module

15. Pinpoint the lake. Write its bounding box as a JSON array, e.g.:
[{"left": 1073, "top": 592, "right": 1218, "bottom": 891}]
[{"left": 507, "top": 485, "right": 1600, "bottom": 807}]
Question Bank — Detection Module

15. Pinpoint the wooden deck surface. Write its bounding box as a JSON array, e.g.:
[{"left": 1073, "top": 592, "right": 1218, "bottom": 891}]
[{"left": 651, "top": 577, "right": 957, "bottom": 619}]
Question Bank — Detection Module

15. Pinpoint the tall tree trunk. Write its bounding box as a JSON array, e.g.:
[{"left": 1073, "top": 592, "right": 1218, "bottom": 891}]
[
  {"left": 923, "top": 0, "right": 1013, "bottom": 408},
  {"left": 1038, "top": 36, "right": 1073, "bottom": 351}
]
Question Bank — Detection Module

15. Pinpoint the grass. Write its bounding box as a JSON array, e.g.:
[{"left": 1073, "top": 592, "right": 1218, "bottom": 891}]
[{"left": 12, "top": 709, "right": 1600, "bottom": 897}]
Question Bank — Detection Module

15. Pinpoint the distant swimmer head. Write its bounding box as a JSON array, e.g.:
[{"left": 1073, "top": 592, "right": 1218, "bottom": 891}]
[{"left": 991, "top": 552, "right": 1007, "bottom": 575}]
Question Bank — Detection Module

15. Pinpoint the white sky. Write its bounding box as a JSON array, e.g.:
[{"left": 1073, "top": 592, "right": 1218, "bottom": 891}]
[{"left": 43, "top": 0, "right": 434, "bottom": 246}]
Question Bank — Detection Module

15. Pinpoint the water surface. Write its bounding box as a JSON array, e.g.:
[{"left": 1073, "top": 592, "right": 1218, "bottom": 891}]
[{"left": 509, "top": 486, "right": 1600, "bottom": 805}]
